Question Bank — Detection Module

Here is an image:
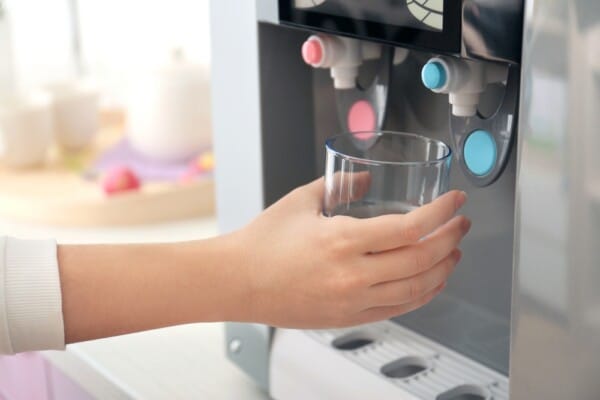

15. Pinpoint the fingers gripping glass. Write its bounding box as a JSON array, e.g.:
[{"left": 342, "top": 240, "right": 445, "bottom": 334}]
[{"left": 324, "top": 131, "right": 452, "bottom": 218}]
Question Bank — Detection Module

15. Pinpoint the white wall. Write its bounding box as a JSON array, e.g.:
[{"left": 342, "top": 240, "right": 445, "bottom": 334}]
[
  {"left": 1, "top": 0, "right": 211, "bottom": 105},
  {"left": 0, "top": 3, "right": 16, "bottom": 96},
  {"left": 77, "top": 0, "right": 211, "bottom": 106},
  {"left": 3, "top": 0, "right": 75, "bottom": 93}
]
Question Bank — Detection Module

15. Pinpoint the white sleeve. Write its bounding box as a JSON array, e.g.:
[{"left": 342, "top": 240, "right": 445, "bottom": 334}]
[{"left": 0, "top": 236, "right": 65, "bottom": 355}]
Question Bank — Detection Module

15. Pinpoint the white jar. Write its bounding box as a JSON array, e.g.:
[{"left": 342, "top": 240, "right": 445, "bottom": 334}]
[
  {"left": 45, "top": 80, "right": 100, "bottom": 150},
  {"left": 126, "top": 54, "right": 212, "bottom": 162},
  {"left": 0, "top": 91, "right": 53, "bottom": 168}
]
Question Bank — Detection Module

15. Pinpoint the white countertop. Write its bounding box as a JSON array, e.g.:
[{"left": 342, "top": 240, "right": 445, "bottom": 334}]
[
  {"left": 44, "top": 323, "right": 268, "bottom": 400},
  {"left": 0, "top": 216, "right": 270, "bottom": 400}
]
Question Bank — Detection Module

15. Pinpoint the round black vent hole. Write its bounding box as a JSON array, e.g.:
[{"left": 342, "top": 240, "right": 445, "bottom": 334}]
[
  {"left": 331, "top": 332, "right": 374, "bottom": 351},
  {"left": 437, "top": 384, "right": 489, "bottom": 400},
  {"left": 380, "top": 356, "right": 429, "bottom": 379}
]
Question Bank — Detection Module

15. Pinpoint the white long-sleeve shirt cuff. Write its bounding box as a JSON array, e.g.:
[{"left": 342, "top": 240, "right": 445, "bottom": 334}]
[{"left": 0, "top": 237, "right": 65, "bottom": 354}]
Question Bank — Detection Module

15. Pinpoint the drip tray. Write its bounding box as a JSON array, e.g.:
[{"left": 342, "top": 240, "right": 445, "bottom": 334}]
[{"left": 305, "top": 320, "right": 508, "bottom": 400}]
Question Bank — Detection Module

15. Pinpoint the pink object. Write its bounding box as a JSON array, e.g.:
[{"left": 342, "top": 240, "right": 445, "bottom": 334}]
[
  {"left": 94, "top": 138, "right": 203, "bottom": 182},
  {"left": 0, "top": 353, "right": 49, "bottom": 400},
  {"left": 102, "top": 166, "right": 141, "bottom": 195},
  {"left": 302, "top": 39, "right": 323, "bottom": 65},
  {"left": 347, "top": 100, "right": 376, "bottom": 139},
  {"left": 179, "top": 170, "right": 198, "bottom": 184},
  {"left": 179, "top": 160, "right": 203, "bottom": 183},
  {"left": 179, "top": 151, "right": 214, "bottom": 183},
  {"left": 0, "top": 353, "right": 94, "bottom": 399}
]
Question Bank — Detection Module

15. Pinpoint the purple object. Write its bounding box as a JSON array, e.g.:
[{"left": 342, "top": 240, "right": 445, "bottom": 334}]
[
  {"left": 0, "top": 352, "right": 94, "bottom": 399},
  {"left": 93, "top": 138, "right": 209, "bottom": 182}
]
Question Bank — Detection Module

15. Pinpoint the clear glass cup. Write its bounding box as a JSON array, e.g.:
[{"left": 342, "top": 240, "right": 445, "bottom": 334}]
[{"left": 324, "top": 131, "right": 452, "bottom": 218}]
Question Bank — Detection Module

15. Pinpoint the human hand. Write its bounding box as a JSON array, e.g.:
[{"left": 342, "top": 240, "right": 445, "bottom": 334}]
[{"left": 230, "top": 177, "right": 470, "bottom": 329}]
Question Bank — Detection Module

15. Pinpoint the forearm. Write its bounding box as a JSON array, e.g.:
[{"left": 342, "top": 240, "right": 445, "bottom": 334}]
[{"left": 58, "top": 234, "right": 248, "bottom": 344}]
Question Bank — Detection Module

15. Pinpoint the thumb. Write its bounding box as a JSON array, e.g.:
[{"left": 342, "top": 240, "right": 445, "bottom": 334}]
[
  {"left": 304, "top": 176, "right": 325, "bottom": 196},
  {"left": 294, "top": 177, "right": 325, "bottom": 212}
]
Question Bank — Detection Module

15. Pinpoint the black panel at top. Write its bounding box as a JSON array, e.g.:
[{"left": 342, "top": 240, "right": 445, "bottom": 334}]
[{"left": 279, "top": 0, "right": 461, "bottom": 55}]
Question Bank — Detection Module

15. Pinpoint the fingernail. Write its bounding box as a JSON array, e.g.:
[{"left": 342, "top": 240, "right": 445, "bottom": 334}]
[
  {"left": 456, "top": 191, "right": 468, "bottom": 209},
  {"left": 461, "top": 217, "right": 472, "bottom": 232},
  {"left": 454, "top": 249, "right": 462, "bottom": 262}
]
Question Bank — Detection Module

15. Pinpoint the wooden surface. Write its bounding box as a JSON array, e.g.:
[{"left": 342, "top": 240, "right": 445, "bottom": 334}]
[{"left": 0, "top": 111, "right": 215, "bottom": 227}]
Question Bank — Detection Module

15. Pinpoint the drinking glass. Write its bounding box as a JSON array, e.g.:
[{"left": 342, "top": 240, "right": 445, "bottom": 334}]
[{"left": 324, "top": 131, "right": 452, "bottom": 218}]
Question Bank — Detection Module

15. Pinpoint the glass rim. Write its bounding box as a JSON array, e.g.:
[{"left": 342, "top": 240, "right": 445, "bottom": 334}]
[{"left": 325, "top": 131, "right": 453, "bottom": 167}]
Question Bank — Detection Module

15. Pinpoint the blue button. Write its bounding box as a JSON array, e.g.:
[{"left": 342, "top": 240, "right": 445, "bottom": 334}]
[
  {"left": 464, "top": 130, "right": 497, "bottom": 176},
  {"left": 421, "top": 61, "right": 447, "bottom": 90}
]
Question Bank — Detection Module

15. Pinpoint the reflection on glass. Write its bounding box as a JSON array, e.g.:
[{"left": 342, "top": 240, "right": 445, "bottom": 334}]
[
  {"left": 323, "top": 131, "right": 451, "bottom": 218},
  {"left": 294, "top": 0, "right": 327, "bottom": 9},
  {"left": 407, "top": 0, "right": 444, "bottom": 31},
  {"left": 293, "top": 0, "right": 444, "bottom": 32}
]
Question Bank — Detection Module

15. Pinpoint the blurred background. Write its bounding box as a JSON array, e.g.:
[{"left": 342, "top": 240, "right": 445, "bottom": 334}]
[
  {"left": 1, "top": 0, "right": 211, "bottom": 107},
  {"left": 0, "top": 4, "right": 268, "bottom": 399},
  {"left": 0, "top": 0, "right": 216, "bottom": 230}
]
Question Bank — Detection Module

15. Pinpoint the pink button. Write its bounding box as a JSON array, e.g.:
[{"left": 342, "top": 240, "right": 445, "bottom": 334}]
[
  {"left": 347, "top": 100, "right": 376, "bottom": 139},
  {"left": 302, "top": 39, "right": 323, "bottom": 65}
]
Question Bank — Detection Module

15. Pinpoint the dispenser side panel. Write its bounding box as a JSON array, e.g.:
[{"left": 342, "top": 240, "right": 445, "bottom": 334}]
[
  {"left": 210, "top": 0, "right": 265, "bottom": 234},
  {"left": 211, "top": 0, "right": 271, "bottom": 391},
  {"left": 511, "top": 0, "right": 600, "bottom": 398},
  {"left": 213, "top": 1, "right": 318, "bottom": 390}
]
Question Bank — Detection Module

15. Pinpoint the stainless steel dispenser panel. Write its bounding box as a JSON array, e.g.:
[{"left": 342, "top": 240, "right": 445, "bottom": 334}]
[
  {"left": 309, "top": 51, "right": 517, "bottom": 375},
  {"left": 510, "top": 0, "right": 600, "bottom": 398}
]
